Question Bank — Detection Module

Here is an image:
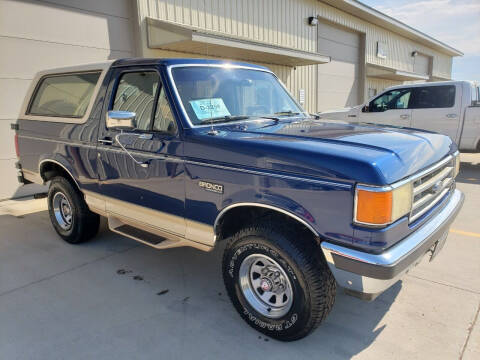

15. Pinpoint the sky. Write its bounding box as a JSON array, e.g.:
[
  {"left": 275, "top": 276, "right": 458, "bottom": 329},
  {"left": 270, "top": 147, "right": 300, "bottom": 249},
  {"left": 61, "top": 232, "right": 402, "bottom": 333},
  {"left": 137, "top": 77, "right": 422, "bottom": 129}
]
[{"left": 361, "top": 0, "right": 480, "bottom": 81}]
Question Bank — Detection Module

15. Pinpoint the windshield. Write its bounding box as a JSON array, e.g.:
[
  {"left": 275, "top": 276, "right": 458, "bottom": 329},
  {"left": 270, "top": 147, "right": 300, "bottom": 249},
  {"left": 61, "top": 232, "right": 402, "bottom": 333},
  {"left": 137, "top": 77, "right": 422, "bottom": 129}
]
[{"left": 171, "top": 66, "right": 304, "bottom": 125}]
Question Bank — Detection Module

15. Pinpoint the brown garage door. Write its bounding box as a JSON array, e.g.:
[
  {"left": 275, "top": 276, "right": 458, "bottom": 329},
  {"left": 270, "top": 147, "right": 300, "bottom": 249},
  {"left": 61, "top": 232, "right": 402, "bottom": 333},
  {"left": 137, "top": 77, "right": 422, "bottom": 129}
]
[{"left": 317, "top": 21, "right": 362, "bottom": 112}]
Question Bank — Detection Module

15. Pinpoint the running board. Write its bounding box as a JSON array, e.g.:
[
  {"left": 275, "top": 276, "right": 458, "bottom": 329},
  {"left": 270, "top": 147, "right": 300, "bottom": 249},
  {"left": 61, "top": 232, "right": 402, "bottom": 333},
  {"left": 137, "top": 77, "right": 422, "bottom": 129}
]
[
  {"left": 107, "top": 215, "right": 211, "bottom": 251},
  {"left": 115, "top": 224, "right": 166, "bottom": 245}
]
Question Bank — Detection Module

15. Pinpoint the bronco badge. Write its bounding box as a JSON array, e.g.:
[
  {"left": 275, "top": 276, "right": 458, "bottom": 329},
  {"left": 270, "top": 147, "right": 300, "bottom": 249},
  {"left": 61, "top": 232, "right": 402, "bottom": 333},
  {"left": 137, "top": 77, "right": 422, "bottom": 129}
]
[{"left": 198, "top": 180, "right": 224, "bottom": 194}]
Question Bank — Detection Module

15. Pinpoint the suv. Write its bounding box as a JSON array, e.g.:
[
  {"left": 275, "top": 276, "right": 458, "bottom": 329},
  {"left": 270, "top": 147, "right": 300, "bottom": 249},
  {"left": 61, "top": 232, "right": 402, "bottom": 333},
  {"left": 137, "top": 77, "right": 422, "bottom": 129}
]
[{"left": 14, "top": 58, "right": 464, "bottom": 341}]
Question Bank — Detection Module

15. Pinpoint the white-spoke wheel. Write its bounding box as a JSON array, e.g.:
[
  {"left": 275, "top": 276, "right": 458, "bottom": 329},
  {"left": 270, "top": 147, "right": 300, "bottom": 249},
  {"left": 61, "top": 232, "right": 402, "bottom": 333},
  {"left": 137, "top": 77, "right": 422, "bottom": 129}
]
[{"left": 239, "top": 254, "right": 293, "bottom": 319}]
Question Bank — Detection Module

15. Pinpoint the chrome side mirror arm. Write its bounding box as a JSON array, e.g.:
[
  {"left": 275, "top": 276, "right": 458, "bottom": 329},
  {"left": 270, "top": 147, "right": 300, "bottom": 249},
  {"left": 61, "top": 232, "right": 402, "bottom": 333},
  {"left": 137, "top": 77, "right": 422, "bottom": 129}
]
[{"left": 115, "top": 132, "right": 150, "bottom": 168}]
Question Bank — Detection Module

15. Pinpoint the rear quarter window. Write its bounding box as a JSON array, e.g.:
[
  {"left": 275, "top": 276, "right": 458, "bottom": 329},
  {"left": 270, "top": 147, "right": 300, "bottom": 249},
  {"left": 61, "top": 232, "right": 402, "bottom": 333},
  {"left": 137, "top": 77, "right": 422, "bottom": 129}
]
[
  {"left": 28, "top": 72, "right": 101, "bottom": 117},
  {"left": 412, "top": 85, "right": 456, "bottom": 109}
]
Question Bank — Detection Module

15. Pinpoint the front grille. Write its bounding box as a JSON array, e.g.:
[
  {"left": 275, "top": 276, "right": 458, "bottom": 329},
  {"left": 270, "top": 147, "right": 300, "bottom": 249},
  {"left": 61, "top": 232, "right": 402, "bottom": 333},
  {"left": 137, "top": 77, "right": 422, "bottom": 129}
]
[{"left": 410, "top": 158, "right": 455, "bottom": 222}]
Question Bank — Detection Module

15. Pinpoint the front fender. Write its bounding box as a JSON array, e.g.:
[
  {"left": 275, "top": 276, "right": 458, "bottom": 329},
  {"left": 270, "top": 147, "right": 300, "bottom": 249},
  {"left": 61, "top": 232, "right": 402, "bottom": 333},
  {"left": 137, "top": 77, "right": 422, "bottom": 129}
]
[
  {"left": 216, "top": 189, "right": 320, "bottom": 237},
  {"left": 217, "top": 172, "right": 354, "bottom": 246}
]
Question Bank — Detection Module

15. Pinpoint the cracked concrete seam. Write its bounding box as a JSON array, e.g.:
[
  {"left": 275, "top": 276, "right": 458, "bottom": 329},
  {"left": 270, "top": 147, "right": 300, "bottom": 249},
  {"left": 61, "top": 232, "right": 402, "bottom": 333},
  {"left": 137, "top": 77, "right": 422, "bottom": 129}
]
[{"left": 459, "top": 302, "right": 480, "bottom": 359}]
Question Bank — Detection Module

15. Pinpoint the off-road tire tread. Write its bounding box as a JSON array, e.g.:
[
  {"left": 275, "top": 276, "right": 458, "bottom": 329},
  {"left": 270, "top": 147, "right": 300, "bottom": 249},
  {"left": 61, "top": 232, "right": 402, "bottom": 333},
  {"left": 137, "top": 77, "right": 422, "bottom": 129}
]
[
  {"left": 222, "top": 220, "right": 336, "bottom": 341},
  {"left": 48, "top": 176, "right": 99, "bottom": 244}
]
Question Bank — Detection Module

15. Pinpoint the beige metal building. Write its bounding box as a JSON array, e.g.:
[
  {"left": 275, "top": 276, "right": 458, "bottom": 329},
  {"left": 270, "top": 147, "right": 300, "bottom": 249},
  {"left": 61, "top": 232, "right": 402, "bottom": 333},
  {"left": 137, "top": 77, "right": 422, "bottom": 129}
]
[{"left": 0, "top": 0, "right": 462, "bottom": 199}]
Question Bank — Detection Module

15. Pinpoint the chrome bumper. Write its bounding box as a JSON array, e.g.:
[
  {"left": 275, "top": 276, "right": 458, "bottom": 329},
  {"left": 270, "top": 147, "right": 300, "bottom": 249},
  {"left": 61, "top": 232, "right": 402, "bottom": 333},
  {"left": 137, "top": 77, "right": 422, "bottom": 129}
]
[{"left": 321, "top": 189, "right": 464, "bottom": 300}]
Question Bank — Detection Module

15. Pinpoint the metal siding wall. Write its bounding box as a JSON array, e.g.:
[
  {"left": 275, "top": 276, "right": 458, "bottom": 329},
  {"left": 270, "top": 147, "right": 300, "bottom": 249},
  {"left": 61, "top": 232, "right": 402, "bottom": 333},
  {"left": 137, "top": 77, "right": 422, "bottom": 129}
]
[
  {"left": 366, "top": 78, "right": 402, "bottom": 98},
  {"left": 314, "top": 2, "right": 452, "bottom": 79},
  {"left": 136, "top": 0, "right": 454, "bottom": 112}
]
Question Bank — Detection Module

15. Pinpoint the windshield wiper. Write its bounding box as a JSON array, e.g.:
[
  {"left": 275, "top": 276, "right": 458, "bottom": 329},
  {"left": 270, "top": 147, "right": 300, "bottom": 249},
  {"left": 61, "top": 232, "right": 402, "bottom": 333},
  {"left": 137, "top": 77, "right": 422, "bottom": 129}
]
[
  {"left": 199, "top": 112, "right": 301, "bottom": 125},
  {"left": 258, "top": 111, "right": 302, "bottom": 123},
  {"left": 199, "top": 115, "right": 251, "bottom": 124},
  {"left": 271, "top": 110, "right": 301, "bottom": 117}
]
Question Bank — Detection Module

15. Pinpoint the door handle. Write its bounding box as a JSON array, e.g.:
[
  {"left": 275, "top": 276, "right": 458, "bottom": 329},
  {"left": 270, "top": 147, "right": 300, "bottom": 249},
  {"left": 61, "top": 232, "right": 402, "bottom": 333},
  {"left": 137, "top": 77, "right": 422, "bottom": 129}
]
[
  {"left": 446, "top": 114, "right": 458, "bottom": 119},
  {"left": 400, "top": 114, "right": 410, "bottom": 119},
  {"left": 99, "top": 137, "right": 113, "bottom": 145}
]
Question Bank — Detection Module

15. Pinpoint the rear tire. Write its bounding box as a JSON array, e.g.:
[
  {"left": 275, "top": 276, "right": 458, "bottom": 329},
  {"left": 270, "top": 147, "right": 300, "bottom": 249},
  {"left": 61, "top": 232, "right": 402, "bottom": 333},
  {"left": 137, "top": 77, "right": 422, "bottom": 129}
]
[
  {"left": 47, "top": 177, "right": 99, "bottom": 244},
  {"left": 222, "top": 221, "right": 336, "bottom": 341}
]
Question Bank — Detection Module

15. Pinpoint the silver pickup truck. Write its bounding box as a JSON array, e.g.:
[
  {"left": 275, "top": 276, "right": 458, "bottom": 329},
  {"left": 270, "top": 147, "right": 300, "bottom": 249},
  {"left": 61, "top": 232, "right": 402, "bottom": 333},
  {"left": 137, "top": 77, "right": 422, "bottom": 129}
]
[{"left": 320, "top": 81, "right": 480, "bottom": 151}]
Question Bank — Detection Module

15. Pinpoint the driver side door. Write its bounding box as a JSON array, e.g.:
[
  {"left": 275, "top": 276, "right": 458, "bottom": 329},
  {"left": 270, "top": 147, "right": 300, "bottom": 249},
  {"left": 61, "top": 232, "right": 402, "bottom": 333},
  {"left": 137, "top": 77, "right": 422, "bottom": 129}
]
[
  {"left": 359, "top": 88, "right": 413, "bottom": 127},
  {"left": 96, "top": 66, "right": 185, "bottom": 237}
]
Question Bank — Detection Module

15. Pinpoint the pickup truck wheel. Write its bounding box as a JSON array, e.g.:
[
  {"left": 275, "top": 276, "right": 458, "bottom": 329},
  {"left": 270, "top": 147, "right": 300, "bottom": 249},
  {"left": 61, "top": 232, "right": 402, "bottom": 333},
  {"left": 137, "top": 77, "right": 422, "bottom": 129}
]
[
  {"left": 222, "top": 222, "right": 336, "bottom": 341},
  {"left": 47, "top": 177, "right": 99, "bottom": 244}
]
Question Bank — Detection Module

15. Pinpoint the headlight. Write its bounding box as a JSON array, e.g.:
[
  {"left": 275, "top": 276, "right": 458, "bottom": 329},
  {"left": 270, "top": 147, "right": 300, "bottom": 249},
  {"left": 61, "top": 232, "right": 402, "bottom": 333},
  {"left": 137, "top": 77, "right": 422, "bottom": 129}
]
[
  {"left": 354, "top": 182, "right": 412, "bottom": 226},
  {"left": 454, "top": 152, "right": 460, "bottom": 178}
]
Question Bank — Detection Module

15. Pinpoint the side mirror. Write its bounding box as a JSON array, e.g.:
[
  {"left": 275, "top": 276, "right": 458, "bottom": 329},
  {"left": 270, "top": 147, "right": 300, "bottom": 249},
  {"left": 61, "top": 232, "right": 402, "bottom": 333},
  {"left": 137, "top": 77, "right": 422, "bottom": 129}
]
[
  {"left": 106, "top": 111, "right": 136, "bottom": 130},
  {"left": 362, "top": 105, "right": 369, "bottom": 113}
]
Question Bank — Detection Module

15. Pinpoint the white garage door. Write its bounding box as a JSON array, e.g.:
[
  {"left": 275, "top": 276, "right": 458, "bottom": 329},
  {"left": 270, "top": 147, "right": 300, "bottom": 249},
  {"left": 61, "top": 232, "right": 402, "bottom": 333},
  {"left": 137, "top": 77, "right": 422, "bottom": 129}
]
[
  {"left": 0, "top": 0, "right": 134, "bottom": 200},
  {"left": 317, "top": 21, "right": 362, "bottom": 112},
  {"left": 413, "top": 54, "right": 431, "bottom": 75}
]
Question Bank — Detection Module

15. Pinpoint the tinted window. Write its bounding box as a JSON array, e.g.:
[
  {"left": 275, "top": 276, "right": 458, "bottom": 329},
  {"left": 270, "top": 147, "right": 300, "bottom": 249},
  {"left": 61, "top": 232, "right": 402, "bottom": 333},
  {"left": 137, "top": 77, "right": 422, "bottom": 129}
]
[
  {"left": 29, "top": 72, "right": 100, "bottom": 117},
  {"left": 153, "top": 87, "right": 177, "bottom": 134},
  {"left": 112, "top": 71, "right": 159, "bottom": 130},
  {"left": 471, "top": 83, "right": 479, "bottom": 105},
  {"left": 370, "top": 89, "right": 412, "bottom": 112},
  {"left": 412, "top": 85, "right": 455, "bottom": 109}
]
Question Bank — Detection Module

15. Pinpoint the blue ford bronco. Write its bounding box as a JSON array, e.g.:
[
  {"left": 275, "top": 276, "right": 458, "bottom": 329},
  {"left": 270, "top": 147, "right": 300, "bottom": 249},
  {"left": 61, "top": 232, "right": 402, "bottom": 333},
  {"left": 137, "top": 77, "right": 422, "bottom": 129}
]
[{"left": 14, "top": 58, "right": 464, "bottom": 341}]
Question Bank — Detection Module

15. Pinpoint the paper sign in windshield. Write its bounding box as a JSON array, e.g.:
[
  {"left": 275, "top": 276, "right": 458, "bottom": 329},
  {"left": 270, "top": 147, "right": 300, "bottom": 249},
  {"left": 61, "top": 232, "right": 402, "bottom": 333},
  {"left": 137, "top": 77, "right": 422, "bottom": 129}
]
[{"left": 190, "top": 98, "right": 231, "bottom": 120}]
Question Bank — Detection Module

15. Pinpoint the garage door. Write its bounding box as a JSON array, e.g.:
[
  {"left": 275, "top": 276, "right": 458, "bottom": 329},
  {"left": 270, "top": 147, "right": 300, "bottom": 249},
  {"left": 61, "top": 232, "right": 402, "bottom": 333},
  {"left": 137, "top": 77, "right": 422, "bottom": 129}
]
[
  {"left": 413, "top": 54, "right": 431, "bottom": 75},
  {"left": 0, "top": 0, "right": 134, "bottom": 200},
  {"left": 317, "top": 21, "right": 362, "bottom": 112}
]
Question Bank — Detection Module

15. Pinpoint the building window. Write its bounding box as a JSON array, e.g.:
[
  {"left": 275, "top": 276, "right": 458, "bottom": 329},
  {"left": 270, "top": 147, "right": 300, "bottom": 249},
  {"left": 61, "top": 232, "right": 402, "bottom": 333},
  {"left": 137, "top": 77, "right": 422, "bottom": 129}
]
[{"left": 377, "top": 41, "right": 387, "bottom": 59}]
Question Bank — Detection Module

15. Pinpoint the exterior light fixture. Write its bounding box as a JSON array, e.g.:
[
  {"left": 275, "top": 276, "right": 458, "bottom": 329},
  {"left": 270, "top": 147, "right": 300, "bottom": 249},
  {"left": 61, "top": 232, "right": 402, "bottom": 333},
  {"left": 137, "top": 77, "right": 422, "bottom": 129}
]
[
  {"left": 411, "top": 51, "right": 418, "bottom": 57},
  {"left": 308, "top": 16, "right": 319, "bottom": 26}
]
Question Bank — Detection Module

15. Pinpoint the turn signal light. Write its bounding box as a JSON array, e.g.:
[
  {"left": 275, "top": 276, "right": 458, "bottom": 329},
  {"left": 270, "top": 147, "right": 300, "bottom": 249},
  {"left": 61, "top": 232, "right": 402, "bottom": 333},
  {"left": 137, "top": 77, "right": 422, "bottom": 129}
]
[
  {"left": 356, "top": 190, "right": 392, "bottom": 225},
  {"left": 354, "top": 182, "right": 412, "bottom": 226}
]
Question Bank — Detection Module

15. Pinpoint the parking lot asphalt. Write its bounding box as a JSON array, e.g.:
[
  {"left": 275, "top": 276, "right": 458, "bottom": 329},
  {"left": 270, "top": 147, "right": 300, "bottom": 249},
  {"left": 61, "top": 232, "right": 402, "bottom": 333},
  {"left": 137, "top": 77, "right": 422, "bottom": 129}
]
[{"left": 0, "top": 154, "right": 479, "bottom": 360}]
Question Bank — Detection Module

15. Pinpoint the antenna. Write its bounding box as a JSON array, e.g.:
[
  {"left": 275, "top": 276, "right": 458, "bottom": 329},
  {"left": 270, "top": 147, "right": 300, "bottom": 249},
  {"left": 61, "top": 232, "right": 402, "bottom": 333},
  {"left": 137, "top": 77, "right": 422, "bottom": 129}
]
[{"left": 207, "top": 99, "right": 218, "bottom": 136}]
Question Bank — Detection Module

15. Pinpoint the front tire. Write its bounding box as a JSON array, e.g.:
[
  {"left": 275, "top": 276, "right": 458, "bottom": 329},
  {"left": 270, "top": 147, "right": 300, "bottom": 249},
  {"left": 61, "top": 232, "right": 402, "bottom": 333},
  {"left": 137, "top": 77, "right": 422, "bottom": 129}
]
[
  {"left": 47, "top": 177, "right": 99, "bottom": 244},
  {"left": 222, "top": 221, "right": 336, "bottom": 341}
]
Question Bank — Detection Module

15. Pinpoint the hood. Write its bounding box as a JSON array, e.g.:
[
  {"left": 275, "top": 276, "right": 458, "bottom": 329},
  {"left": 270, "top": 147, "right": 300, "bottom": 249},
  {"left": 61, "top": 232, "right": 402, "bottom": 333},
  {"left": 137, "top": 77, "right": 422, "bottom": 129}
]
[
  {"left": 319, "top": 106, "right": 360, "bottom": 121},
  {"left": 320, "top": 107, "right": 354, "bottom": 114},
  {"left": 186, "top": 119, "right": 456, "bottom": 185}
]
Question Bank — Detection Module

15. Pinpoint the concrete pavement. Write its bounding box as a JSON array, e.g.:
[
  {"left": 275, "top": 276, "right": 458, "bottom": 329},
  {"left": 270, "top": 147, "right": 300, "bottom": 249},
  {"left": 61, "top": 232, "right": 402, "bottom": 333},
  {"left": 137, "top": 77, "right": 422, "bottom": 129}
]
[{"left": 0, "top": 154, "right": 479, "bottom": 359}]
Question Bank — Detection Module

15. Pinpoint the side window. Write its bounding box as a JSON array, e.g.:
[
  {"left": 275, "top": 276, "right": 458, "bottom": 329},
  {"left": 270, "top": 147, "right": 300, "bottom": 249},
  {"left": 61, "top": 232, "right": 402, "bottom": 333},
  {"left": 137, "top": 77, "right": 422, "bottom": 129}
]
[
  {"left": 412, "top": 86, "right": 455, "bottom": 109},
  {"left": 112, "top": 71, "right": 159, "bottom": 130},
  {"left": 370, "top": 89, "right": 412, "bottom": 112},
  {"left": 471, "top": 83, "right": 479, "bottom": 105},
  {"left": 153, "top": 87, "right": 177, "bottom": 134},
  {"left": 29, "top": 72, "right": 101, "bottom": 117}
]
